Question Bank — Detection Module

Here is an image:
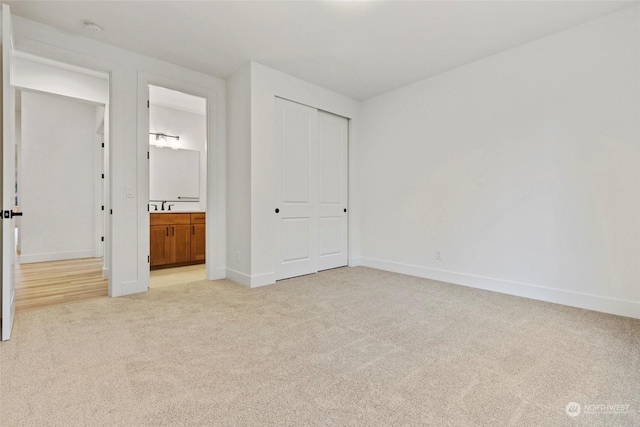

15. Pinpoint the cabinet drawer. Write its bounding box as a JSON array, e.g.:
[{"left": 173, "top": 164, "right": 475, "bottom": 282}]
[
  {"left": 150, "top": 213, "right": 191, "bottom": 226},
  {"left": 190, "top": 213, "right": 206, "bottom": 224}
]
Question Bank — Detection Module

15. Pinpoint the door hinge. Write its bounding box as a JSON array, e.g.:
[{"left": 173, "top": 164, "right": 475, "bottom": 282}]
[
  {"left": 147, "top": 151, "right": 149, "bottom": 160},
  {"left": 147, "top": 255, "right": 150, "bottom": 263},
  {"left": 101, "top": 173, "right": 104, "bottom": 179},
  {"left": 110, "top": 209, "right": 113, "bottom": 215},
  {"left": 101, "top": 236, "right": 104, "bottom": 242},
  {"left": 101, "top": 142, "right": 104, "bottom": 148},
  {"left": 101, "top": 205, "right": 104, "bottom": 211},
  {"left": 147, "top": 100, "right": 150, "bottom": 108}
]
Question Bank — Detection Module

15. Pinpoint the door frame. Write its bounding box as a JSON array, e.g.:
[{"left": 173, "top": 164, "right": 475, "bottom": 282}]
[
  {"left": 7, "top": 47, "right": 115, "bottom": 297},
  {"left": 14, "top": 87, "right": 107, "bottom": 264},
  {"left": 137, "top": 72, "right": 225, "bottom": 290}
]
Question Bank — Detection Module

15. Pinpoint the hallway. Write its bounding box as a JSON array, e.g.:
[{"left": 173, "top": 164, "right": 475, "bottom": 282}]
[{"left": 15, "top": 258, "right": 107, "bottom": 312}]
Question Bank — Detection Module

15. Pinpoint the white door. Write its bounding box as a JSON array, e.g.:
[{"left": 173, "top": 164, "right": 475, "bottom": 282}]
[
  {"left": 274, "top": 97, "right": 318, "bottom": 280},
  {"left": 1, "top": 4, "right": 16, "bottom": 341},
  {"left": 317, "top": 111, "right": 348, "bottom": 271}
]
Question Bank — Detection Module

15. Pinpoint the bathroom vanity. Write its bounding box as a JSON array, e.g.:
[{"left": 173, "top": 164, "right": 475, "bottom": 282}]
[{"left": 150, "top": 212, "right": 205, "bottom": 269}]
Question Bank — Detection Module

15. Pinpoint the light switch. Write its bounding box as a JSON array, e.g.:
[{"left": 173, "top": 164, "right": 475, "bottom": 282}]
[{"left": 126, "top": 186, "right": 134, "bottom": 198}]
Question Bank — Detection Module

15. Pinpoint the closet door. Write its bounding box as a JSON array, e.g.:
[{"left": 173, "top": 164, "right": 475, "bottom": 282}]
[
  {"left": 317, "top": 111, "right": 348, "bottom": 271},
  {"left": 274, "top": 98, "right": 318, "bottom": 280}
]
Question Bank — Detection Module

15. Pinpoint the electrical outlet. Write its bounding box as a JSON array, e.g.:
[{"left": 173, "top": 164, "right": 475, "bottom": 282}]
[{"left": 436, "top": 249, "right": 443, "bottom": 260}]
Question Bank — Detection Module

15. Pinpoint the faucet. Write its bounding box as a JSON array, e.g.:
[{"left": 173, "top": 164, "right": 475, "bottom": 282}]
[
  {"left": 167, "top": 204, "right": 175, "bottom": 211},
  {"left": 161, "top": 201, "right": 167, "bottom": 211},
  {"left": 150, "top": 203, "right": 158, "bottom": 211}
]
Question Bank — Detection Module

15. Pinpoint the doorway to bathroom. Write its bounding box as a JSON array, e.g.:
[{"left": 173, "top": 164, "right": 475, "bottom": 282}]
[{"left": 147, "top": 85, "right": 208, "bottom": 288}]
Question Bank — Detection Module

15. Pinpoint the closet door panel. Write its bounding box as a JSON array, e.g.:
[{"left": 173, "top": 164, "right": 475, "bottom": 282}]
[
  {"left": 282, "top": 110, "right": 311, "bottom": 204},
  {"left": 318, "top": 111, "right": 348, "bottom": 271},
  {"left": 274, "top": 98, "right": 318, "bottom": 280}
]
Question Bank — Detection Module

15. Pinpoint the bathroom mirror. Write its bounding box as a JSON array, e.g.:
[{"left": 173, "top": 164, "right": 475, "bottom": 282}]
[{"left": 149, "top": 146, "right": 199, "bottom": 202}]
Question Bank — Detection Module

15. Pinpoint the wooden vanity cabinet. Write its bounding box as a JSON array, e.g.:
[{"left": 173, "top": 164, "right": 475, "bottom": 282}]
[
  {"left": 150, "top": 212, "right": 205, "bottom": 269},
  {"left": 190, "top": 213, "right": 206, "bottom": 262}
]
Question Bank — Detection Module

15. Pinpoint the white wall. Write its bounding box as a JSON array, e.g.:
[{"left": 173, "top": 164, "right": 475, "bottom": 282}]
[
  {"left": 229, "top": 62, "right": 361, "bottom": 287},
  {"left": 14, "top": 53, "right": 108, "bottom": 104},
  {"left": 359, "top": 7, "right": 640, "bottom": 319},
  {"left": 20, "top": 91, "right": 99, "bottom": 263},
  {"left": 12, "top": 13, "right": 227, "bottom": 296},
  {"left": 226, "top": 62, "right": 252, "bottom": 281},
  {"left": 149, "top": 104, "right": 206, "bottom": 212}
]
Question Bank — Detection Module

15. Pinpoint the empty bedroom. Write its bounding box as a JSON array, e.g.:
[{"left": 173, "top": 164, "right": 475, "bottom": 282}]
[{"left": 0, "top": 1, "right": 638, "bottom": 426}]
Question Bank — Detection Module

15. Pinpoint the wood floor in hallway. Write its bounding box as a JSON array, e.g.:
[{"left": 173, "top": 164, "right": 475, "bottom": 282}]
[{"left": 15, "top": 257, "right": 108, "bottom": 312}]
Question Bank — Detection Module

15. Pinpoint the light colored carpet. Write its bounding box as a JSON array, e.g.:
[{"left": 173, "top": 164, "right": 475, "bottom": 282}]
[{"left": 0, "top": 267, "right": 638, "bottom": 426}]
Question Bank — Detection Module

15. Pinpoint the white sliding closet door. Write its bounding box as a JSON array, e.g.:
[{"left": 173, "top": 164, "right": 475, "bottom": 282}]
[
  {"left": 275, "top": 97, "right": 349, "bottom": 281},
  {"left": 274, "top": 97, "right": 318, "bottom": 280},
  {"left": 317, "top": 111, "right": 348, "bottom": 271}
]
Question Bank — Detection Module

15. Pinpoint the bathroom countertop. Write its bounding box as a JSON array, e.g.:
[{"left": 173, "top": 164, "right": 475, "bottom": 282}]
[{"left": 150, "top": 211, "right": 205, "bottom": 214}]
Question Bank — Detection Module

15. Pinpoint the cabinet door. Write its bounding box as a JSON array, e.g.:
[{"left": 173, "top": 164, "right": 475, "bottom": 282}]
[
  {"left": 150, "top": 225, "right": 172, "bottom": 266},
  {"left": 172, "top": 225, "right": 191, "bottom": 263},
  {"left": 191, "top": 223, "right": 206, "bottom": 261}
]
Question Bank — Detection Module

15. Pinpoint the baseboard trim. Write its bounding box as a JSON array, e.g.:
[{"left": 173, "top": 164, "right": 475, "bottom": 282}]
[
  {"left": 249, "top": 272, "right": 276, "bottom": 288},
  {"left": 19, "top": 250, "right": 97, "bottom": 264},
  {"left": 226, "top": 268, "right": 251, "bottom": 287},
  {"left": 225, "top": 269, "right": 276, "bottom": 288},
  {"left": 349, "top": 256, "right": 363, "bottom": 267},
  {"left": 360, "top": 257, "right": 640, "bottom": 320},
  {"left": 212, "top": 267, "right": 226, "bottom": 281}
]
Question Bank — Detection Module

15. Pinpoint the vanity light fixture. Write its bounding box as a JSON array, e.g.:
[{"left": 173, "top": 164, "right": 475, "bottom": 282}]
[{"left": 149, "top": 132, "right": 180, "bottom": 148}]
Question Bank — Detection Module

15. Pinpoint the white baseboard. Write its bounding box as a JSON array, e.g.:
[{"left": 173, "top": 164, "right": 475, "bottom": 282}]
[
  {"left": 360, "top": 257, "right": 640, "bottom": 320},
  {"left": 226, "top": 268, "right": 251, "bottom": 287},
  {"left": 225, "top": 269, "right": 276, "bottom": 288},
  {"left": 249, "top": 272, "right": 276, "bottom": 288},
  {"left": 349, "top": 256, "right": 363, "bottom": 267},
  {"left": 206, "top": 265, "right": 226, "bottom": 281},
  {"left": 214, "top": 267, "right": 226, "bottom": 280},
  {"left": 19, "top": 249, "right": 97, "bottom": 264}
]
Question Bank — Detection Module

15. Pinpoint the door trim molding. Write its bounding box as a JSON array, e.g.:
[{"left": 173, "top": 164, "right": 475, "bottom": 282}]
[{"left": 137, "top": 72, "right": 227, "bottom": 294}]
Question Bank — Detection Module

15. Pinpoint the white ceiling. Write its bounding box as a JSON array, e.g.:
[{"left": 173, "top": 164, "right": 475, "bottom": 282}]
[
  {"left": 149, "top": 85, "right": 207, "bottom": 115},
  {"left": 7, "top": 1, "right": 638, "bottom": 101}
]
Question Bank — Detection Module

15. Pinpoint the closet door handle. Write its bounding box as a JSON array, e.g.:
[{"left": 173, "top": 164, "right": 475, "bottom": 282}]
[
  {"left": 166, "top": 227, "right": 169, "bottom": 236},
  {"left": 192, "top": 225, "right": 195, "bottom": 235}
]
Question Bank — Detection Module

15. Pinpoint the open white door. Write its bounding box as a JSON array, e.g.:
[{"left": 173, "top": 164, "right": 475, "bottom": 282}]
[{"left": 1, "top": 4, "right": 16, "bottom": 341}]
